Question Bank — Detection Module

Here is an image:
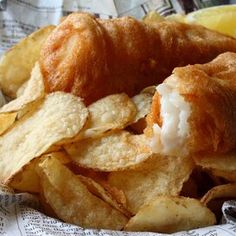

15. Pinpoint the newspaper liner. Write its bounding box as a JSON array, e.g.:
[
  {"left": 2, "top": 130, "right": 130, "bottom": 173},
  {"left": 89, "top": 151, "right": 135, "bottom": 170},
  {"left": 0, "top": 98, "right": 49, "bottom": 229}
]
[
  {"left": 0, "top": 0, "right": 236, "bottom": 235},
  {"left": 0, "top": 185, "right": 236, "bottom": 236}
]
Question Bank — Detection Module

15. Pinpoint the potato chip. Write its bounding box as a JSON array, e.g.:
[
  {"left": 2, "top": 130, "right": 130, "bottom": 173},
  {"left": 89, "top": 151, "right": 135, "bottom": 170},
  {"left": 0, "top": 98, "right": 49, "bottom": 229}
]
[
  {"left": 108, "top": 155, "right": 194, "bottom": 214},
  {"left": 9, "top": 152, "right": 71, "bottom": 193},
  {"left": 124, "top": 196, "right": 216, "bottom": 233},
  {"left": 100, "top": 181, "right": 127, "bottom": 208},
  {"left": 129, "top": 93, "right": 152, "bottom": 133},
  {"left": 0, "top": 92, "right": 88, "bottom": 183},
  {"left": 65, "top": 163, "right": 128, "bottom": 207},
  {"left": 0, "top": 26, "right": 54, "bottom": 98},
  {"left": 193, "top": 153, "right": 236, "bottom": 182},
  {"left": 9, "top": 160, "right": 40, "bottom": 193},
  {"left": 16, "top": 80, "right": 28, "bottom": 98},
  {"left": 141, "top": 85, "right": 156, "bottom": 95},
  {"left": 37, "top": 157, "right": 128, "bottom": 230},
  {"left": 0, "top": 112, "right": 17, "bottom": 135},
  {"left": 78, "top": 175, "right": 131, "bottom": 217},
  {"left": 211, "top": 169, "right": 236, "bottom": 182},
  {"left": 131, "top": 93, "right": 152, "bottom": 123},
  {"left": 0, "top": 63, "right": 44, "bottom": 114},
  {"left": 0, "top": 90, "right": 6, "bottom": 107},
  {"left": 39, "top": 190, "right": 57, "bottom": 218},
  {"left": 0, "top": 62, "right": 45, "bottom": 135},
  {"left": 77, "top": 93, "right": 136, "bottom": 139},
  {"left": 65, "top": 131, "right": 152, "bottom": 171},
  {"left": 201, "top": 184, "right": 236, "bottom": 205}
]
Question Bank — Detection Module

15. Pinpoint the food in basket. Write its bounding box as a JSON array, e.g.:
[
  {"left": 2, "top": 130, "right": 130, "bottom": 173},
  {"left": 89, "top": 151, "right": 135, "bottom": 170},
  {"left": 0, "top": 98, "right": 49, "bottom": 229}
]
[{"left": 0, "top": 10, "right": 236, "bottom": 234}]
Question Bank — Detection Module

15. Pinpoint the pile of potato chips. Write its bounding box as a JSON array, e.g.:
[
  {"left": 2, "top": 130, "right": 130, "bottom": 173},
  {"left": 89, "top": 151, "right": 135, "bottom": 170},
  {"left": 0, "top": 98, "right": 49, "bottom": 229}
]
[{"left": 0, "top": 19, "right": 235, "bottom": 234}]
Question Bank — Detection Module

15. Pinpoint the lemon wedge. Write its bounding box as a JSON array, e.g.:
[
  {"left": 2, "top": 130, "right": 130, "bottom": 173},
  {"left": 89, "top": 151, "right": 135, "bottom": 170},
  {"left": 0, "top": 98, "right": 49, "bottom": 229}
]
[
  {"left": 165, "top": 13, "right": 185, "bottom": 23},
  {"left": 185, "top": 5, "right": 236, "bottom": 37},
  {"left": 143, "top": 11, "right": 165, "bottom": 24}
]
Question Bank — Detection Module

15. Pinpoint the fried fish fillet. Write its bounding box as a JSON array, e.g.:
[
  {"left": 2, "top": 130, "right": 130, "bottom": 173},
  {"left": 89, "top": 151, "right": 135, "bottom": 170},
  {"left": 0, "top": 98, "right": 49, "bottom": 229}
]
[
  {"left": 40, "top": 13, "right": 236, "bottom": 105},
  {"left": 147, "top": 52, "right": 236, "bottom": 157}
]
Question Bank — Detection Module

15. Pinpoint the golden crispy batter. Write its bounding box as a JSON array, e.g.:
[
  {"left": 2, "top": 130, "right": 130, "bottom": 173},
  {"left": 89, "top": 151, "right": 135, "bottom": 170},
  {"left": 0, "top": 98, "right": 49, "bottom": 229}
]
[
  {"left": 149, "top": 52, "right": 236, "bottom": 155},
  {"left": 40, "top": 13, "right": 236, "bottom": 105}
]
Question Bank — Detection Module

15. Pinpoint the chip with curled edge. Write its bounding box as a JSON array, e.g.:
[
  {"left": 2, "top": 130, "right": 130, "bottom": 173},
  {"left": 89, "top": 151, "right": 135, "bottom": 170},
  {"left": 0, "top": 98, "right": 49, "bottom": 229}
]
[
  {"left": 0, "top": 25, "right": 54, "bottom": 98},
  {"left": 0, "top": 91, "right": 88, "bottom": 183},
  {"left": 0, "top": 62, "right": 44, "bottom": 114},
  {"left": 193, "top": 153, "right": 236, "bottom": 182},
  {"left": 77, "top": 93, "right": 137, "bottom": 139},
  {"left": 124, "top": 196, "right": 216, "bottom": 233},
  {"left": 0, "top": 63, "right": 45, "bottom": 135},
  {"left": 132, "top": 93, "right": 152, "bottom": 123},
  {"left": 108, "top": 155, "right": 194, "bottom": 214},
  {"left": 65, "top": 131, "right": 152, "bottom": 171},
  {"left": 37, "top": 156, "right": 128, "bottom": 230}
]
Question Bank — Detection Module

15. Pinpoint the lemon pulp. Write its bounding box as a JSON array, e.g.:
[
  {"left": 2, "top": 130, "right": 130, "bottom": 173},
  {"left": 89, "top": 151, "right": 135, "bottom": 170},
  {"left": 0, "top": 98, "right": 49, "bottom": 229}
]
[{"left": 185, "top": 5, "right": 236, "bottom": 37}]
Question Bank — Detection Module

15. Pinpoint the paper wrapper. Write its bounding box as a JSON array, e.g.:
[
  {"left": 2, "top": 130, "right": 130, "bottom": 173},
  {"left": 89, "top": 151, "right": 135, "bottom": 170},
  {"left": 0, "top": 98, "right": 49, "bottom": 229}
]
[
  {"left": 0, "top": 0, "right": 236, "bottom": 235},
  {"left": 0, "top": 185, "right": 236, "bottom": 235}
]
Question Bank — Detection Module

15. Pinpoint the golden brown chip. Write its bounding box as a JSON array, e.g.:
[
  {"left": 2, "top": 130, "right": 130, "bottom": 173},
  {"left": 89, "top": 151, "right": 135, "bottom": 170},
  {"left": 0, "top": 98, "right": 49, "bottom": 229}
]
[
  {"left": 0, "top": 112, "right": 17, "bottom": 135},
  {"left": 0, "top": 90, "right": 6, "bottom": 107},
  {"left": 124, "top": 196, "right": 216, "bottom": 233},
  {"left": 78, "top": 175, "right": 131, "bottom": 217},
  {"left": 0, "top": 63, "right": 45, "bottom": 114},
  {"left": 131, "top": 93, "right": 152, "bottom": 123},
  {"left": 100, "top": 181, "right": 127, "bottom": 208},
  {"left": 0, "top": 26, "right": 54, "bottom": 98},
  {"left": 0, "top": 92, "right": 88, "bottom": 183},
  {"left": 193, "top": 153, "right": 236, "bottom": 182},
  {"left": 9, "top": 152, "right": 71, "bottom": 193},
  {"left": 65, "top": 131, "right": 152, "bottom": 171},
  {"left": 9, "top": 160, "right": 40, "bottom": 193},
  {"left": 201, "top": 184, "right": 236, "bottom": 205},
  {"left": 16, "top": 80, "right": 28, "bottom": 98},
  {"left": 37, "top": 157, "right": 128, "bottom": 230},
  {"left": 141, "top": 85, "right": 156, "bottom": 95},
  {"left": 108, "top": 155, "right": 194, "bottom": 214},
  {"left": 0, "top": 63, "right": 45, "bottom": 135},
  {"left": 77, "top": 93, "right": 136, "bottom": 139},
  {"left": 129, "top": 92, "right": 152, "bottom": 133}
]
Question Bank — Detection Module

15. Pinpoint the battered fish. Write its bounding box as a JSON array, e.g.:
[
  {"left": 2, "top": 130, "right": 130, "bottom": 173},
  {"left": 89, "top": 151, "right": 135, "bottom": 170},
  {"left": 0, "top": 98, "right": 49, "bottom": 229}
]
[
  {"left": 147, "top": 52, "right": 236, "bottom": 157},
  {"left": 40, "top": 13, "right": 236, "bottom": 105}
]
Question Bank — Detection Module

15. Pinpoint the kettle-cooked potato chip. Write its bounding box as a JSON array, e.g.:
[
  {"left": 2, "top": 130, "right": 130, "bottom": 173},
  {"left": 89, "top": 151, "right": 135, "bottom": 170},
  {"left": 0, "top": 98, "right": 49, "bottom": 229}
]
[
  {"left": 0, "top": 112, "right": 17, "bottom": 135},
  {"left": 0, "top": 62, "right": 45, "bottom": 135},
  {"left": 9, "top": 151, "right": 71, "bottom": 193},
  {"left": 108, "top": 155, "right": 194, "bottom": 214},
  {"left": 131, "top": 93, "right": 152, "bottom": 123},
  {"left": 141, "top": 85, "right": 156, "bottom": 95},
  {"left": 193, "top": 153, "right": 236, "bottom": 182},
  {"left": 0, "top": 90, "right": 6, "bottom": 107},
  {"left": 201, "top": 184, "right": 236, "bottom": 205},
  {"left": 129, "top": 93, "right": 152, "bottom": 133},
  {"left": 0, "top": 92, "right": 88, "bottom": 183},
  {"left": 78, "top": 175, "right": 131, "bottom": 217},
  {"left": 65, "top": 131, "right": 152, "bottom": 171},
  {"left": 124, "top": 196, "right": 216, "bottom": 233},
  {"left": 37, "top": 157, "right": 128, "bottom": 230},
  {"left": 0, "top": 62, "right": 44, "bottom": 114},
  {"left": 77, "top": 93, "right": 136, "bottom": 140},
  {"left": 0, "top": 26, "right": 54, "bottom": 98}
]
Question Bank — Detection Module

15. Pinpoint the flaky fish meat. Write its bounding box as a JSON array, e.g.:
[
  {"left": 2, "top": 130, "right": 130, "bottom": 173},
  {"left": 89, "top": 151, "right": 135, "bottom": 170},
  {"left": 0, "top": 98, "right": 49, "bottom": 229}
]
[{"left": 147, "top": 52, "right": 236, "bottom": 157}]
